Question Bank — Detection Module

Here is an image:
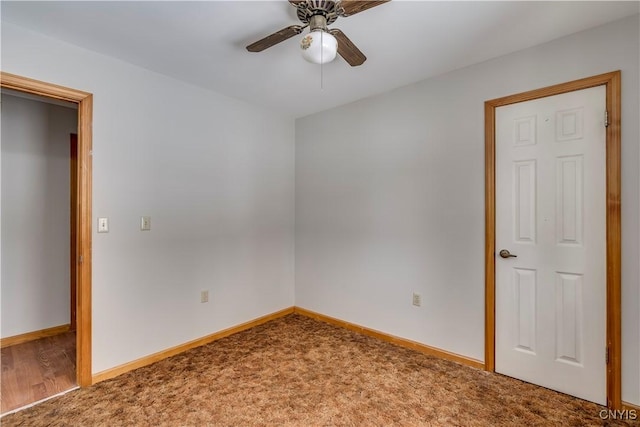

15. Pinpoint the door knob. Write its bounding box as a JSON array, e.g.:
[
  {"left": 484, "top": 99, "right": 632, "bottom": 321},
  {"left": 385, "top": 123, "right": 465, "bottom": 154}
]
[{"left": 499, "top": 249, "right": 517, "bottom": 259}]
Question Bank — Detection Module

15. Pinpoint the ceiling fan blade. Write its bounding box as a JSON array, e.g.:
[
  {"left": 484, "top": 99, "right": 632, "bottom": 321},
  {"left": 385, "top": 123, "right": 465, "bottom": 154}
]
[
  {"left": 246, "top": 25, "right": 305, "bottom": 52},
  {"left": 329, "top": 29, "right": 366, "bottom": 66},
  {"left": 339, "top": 0, "right": 389, "bottom": 17}
]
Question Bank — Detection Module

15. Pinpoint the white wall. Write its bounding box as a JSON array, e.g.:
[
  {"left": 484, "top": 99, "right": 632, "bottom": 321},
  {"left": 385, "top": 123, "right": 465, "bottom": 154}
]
[
  {"left": 1, "top": 94, "right": 76, "bottom": 337},
  {"left": 1, "top": 22, "right": 295, "bottom": 373},
  {"left": 295, "top": 15, "right": 640, "bottom": 405}
]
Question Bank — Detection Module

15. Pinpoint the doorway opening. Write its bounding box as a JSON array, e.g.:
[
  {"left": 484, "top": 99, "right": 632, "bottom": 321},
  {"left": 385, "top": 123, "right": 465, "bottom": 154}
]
[
  {"left": 0, "top": 72, "right": 93, "bottom": 412},
  {"left": 484, "top": 71, "right": 621, "bottom": 408}
]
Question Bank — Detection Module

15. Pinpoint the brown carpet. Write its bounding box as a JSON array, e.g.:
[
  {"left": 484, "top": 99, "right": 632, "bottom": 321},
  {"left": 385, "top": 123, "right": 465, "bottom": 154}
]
[{"left": 1, "top": 314, "right": 636, "bottom": 426}]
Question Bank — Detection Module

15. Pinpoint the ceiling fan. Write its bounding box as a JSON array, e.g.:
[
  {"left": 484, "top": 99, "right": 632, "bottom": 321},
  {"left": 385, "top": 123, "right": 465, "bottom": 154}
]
[{"left": 246, "top": 0, "right": 389, "bottom": 66}]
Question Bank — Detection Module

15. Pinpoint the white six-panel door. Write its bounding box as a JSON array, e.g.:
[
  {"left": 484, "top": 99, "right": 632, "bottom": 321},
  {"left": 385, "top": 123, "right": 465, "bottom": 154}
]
[{"left": 495, "top": 85, "right": 606, "bottom": 404}]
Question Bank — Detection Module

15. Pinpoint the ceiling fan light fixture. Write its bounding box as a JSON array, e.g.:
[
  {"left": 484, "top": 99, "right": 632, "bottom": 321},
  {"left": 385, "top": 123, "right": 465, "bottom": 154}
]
[{"left": 300, "top": 30, "right": 337, "bottom": 64}]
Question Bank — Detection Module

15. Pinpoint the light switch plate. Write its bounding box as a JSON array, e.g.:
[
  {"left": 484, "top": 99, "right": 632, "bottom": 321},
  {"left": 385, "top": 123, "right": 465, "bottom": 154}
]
[
  {"left": 140, "top": 216, "right": 151, "bottom": 231},
  {"left": 98, "top": 217, "right": 109, "bottom": 233}
]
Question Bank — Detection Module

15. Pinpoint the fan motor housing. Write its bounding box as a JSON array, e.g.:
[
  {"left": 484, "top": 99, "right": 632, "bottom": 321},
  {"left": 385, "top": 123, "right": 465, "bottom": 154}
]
[{"left": 296, "top": 0, "right": 341, "bottom": 26}]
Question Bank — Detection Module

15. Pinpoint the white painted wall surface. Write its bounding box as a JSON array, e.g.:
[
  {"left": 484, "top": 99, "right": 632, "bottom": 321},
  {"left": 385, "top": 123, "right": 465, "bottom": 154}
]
[
  {"left": 1, "top": 22, "right": 295, "bottom": 373},
  {"left": 295, "top": 15, "right": 640, "bottom": 405},
  {"left": 1, "top": 94, "right": 77, "bottom": 337}
]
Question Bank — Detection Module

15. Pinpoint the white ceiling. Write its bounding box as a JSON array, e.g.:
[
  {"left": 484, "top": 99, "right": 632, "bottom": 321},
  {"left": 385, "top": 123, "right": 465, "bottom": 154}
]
[{"left": 2, "top": 1, "right": 638, "bottom": 118}]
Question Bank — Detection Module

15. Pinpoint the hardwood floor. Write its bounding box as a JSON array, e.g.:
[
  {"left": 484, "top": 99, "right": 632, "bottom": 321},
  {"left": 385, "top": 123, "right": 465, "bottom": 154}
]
[{"left": 1, "top": 331, "right": 76, "bottom": 414}]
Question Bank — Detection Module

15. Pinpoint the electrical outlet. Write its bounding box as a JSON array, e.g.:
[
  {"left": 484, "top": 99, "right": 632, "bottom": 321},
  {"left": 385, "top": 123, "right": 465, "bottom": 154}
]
[
  {"left": 140, "top": 216, "right": 151, "bottom": 231},
  {"left": 200, "top": 290, "right": 209, "bottom": 303},
  {"left": 412, "top": 293, "right": 422, "bottom": 307}
]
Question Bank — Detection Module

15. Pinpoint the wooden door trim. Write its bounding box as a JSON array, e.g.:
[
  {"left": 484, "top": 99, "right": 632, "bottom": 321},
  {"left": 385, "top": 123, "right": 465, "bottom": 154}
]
[
  {"left": 1, "top": 72, "right": 93, "bottom": 387},
  {"left": 70, "top": 133, "right": 78, "bottom": 331},
  {"left": 484, "top": 71, "right": 621, "bottom": 409}
]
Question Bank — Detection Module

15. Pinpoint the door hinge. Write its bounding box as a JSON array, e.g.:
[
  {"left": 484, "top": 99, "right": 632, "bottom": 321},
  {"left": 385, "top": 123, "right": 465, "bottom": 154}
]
[
  {"left": 606, "top": 346, "right": 610, "bottom": 364},
  {"left": 604, "top": 110, "right": 609, "bottom": 128}
]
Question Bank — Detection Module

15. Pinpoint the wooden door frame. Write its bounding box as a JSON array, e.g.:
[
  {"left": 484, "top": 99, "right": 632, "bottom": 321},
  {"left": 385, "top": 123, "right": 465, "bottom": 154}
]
[
  {"left": 484, "top": 71, "right": 621, "bottom": 409},
  {"left": 70, "top": 133, "right": 78, "bottom": 331},
  {"left": 1, "top": 72, "right": 93, "bottom": 387}
]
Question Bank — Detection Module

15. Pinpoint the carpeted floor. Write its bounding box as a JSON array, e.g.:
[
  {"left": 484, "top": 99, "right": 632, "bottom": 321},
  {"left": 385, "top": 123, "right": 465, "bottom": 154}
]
[{"left": 1, "top": 314, "right": 636, "bottom": 426}]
